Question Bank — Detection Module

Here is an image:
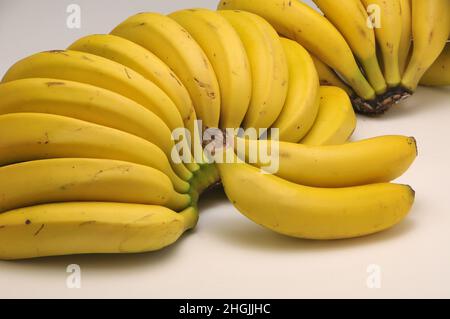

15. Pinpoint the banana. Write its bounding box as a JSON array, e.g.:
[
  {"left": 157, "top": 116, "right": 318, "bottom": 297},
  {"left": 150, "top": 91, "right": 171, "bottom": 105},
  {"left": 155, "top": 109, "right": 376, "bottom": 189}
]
[
  {"left": 67, "top": 34, "right": 197, "bottom": 136},
  {"left": 402, "top": 0, "right": 450, "bottom": 91},
  {"left": 0, "top": 203, "right": 198, "bottom": 260},
  {"left": 0, "top": 113, "right": 190, "bottom": 194},
  {"left": 169, "top": 9, "right": 252, "bottom": 129},
  {"left": 420, "top": 42, "right": 450, "bottom": 87},
  {"left": 399, "top": 0, "right": 412, "bottom": 75},
  {"left": 1, "top": 50, "right": 186, "bottom": 135},
  {"left": 237, "top": 135, "right": 417, "bottom": 188},
  {"left": 218, "top": 10, "right": 288, "bottom": 133},
  {"left": 0, "top": 158, "right": 191, "bottom": 213},
  {"left": 300, "top": 86, "right": 356, "bottom": 146},
  {"left": 313, "top": 0, "right": 387, "bottom": 94},
  {"left": 218, "top": 149, "right": 415, "bottom": 240},
  {"left": 111, "top": 12, "right": 221, "bottom": 129},
  {"left": 0, "top": 78, "right": 193, "bottom": 181},
  {"left": 310, "top": 54, "right": 355, "bottom": 96},
  {"left": 271, "top": 38, "right": 319, "bottom": 143},
  {"left": 218, "top": 0, "right": 376, "bottom": 101},
  {"left": 362, "top": 0, "right": 402, "bottom": 87}
]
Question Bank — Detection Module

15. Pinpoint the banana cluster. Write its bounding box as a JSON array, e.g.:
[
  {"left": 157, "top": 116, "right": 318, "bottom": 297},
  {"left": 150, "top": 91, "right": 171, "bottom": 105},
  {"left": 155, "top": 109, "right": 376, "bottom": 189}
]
[
  {"left": 218, "top": 0, "right": 450, "bottom": 114},
  {"left": 0, "top": 4, "right": 421, "bottom": 260}
]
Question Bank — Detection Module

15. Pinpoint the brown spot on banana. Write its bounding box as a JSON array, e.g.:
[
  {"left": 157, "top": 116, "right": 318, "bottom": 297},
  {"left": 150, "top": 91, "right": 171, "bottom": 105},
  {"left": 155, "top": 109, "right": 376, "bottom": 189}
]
[
  {"left": 37, "top": 132, "right": 50, "bottom": 145},
  {"left": 79, "top": 221, "right": 97, "bottom": 227},
  {"left": 47, "top": 50, "right": 69, "bottom": 56},
  {"left": 131, "top": 214, "right": 155, "bottom": 224},
  {"left": 429, "top": 31, "right": 434, "bottom": 44},
  {"left": 169, "top": 72, "right": 183, "bottom": 86},
  {"left": 193, "top": 77, "right": 216, "bottom": 99},
  {"left": 45, "top": 82, "right": 65, "bottom": 87},
  {"left": 34, "top": 224, "right": 45, "bottom": 236},
  {"left": 60, "top": 182, "right": 77, "bottom": 191},
  {"left": 81, "top": 55, "right": 94, "bottom": 62},
  {"left": 124, "top": 68, "right": 132, "bottom": 79}
]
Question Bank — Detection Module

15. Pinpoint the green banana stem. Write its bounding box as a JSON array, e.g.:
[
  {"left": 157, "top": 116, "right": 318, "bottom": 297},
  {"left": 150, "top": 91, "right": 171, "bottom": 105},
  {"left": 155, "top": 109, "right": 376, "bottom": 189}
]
[
  {"left": 180, "top": 206, "right": 200, "bottom": 231},
  {"left": 188, "top": 163, "right": 221, "bottom": 205},
  {"left": 177, "top": 163, "right": 220, "bottom": 231}
]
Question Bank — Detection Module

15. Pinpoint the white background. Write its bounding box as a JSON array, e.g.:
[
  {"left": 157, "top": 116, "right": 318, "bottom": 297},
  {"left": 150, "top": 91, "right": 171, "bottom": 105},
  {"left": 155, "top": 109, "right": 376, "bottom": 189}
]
[{"left": 0, "top": 0, "right": 449, "bottom": 299}]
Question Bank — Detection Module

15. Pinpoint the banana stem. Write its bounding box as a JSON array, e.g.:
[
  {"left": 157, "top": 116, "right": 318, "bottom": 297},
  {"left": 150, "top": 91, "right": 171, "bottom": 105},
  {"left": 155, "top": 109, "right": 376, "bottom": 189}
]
[
  {"left": 180, "top": 206, "right": 200, "bottom": 231},
  {"left": 188, "top": 163, "right": 221, "bottom": 205},
  {"left": 352, "top": 87, "right": 412, "bottom": 115},
  {"left": 182, "top": 163, "right": 220, "bottom": 230}
]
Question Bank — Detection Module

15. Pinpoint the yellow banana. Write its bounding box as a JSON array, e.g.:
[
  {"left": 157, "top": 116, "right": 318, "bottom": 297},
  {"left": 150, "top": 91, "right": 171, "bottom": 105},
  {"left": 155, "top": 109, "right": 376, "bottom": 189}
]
[
  {"left": 420, "top": 42, "right": 450, "bottom": 86},
  {"left": 271, "top": 38, "right": 319, "bottom": 142},
  {"left": 0, "top": 78, "right": 193, "bottom": 181},
  {"left": 67, "top": 34, "right": 197, "bottom": 136},
  {"left": 362, "top": 0, "right": 402, "bottom": 87},
  {"left": 111, "top": 12, "right": 221, "bottom": 129},
  {"left": 310, "top": 54, "right": 355, "bottom": 96},
  {"left": 399, "top": 0, "right": 412, "bottom": 75},
  {"left": 218, "top": 10, "right": 288, "bottom": 133},
  {"left": 313, "top": 0, "right": 387, "bottom": 94},
  {"left": 0, "top": 158, "right": 191, "bottom": 213},
  {"left": 300, "top": 86, "right": 356, "bottom": 146},
  {"left": 0, "top": 113, "right": 190, "bottom": 194},
  {"left": 169, "top": 9, "right": 252, "bottom": 129},
  {"left": 402, "top": 0, "right": 450, "bottom": 91},
  {"left": 1, "top": 50, "right": 185, "bottom": 135},
  {"left": 0, "top": 203, "right": 198, "bottom": 260},
  {"left": 218, "top": 0, "right": 376, "bottom": 102},
  {"left": 218, "top": 150, "right": 415, "bottom": 240},
  {"left": 237, "top": 135, "right": 417, "bottom": 187}
]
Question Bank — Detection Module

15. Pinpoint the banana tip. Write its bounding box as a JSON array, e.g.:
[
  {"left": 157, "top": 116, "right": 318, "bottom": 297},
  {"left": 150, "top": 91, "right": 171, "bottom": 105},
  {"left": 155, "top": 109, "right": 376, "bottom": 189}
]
[
  {"left": 407, "top": 185, "right": 416, "bottom": 199},
  {"left": 409, "top": 136, "right": 418, "bottom": 157}
]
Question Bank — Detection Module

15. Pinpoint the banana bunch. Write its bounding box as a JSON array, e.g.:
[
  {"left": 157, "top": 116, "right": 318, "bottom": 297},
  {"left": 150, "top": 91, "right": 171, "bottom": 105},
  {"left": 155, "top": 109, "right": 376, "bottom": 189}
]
[
  {"left": 0, "top": 20, "right": 221, "bottom": 259},
  {"left": 0, "top": 5, "right": 419, "bottom": 260},
  {"left": 0, "top": 110, "right": 218, "bottom": 259},
  {"left": 218, "top": 0, "right": 450, "bottom": 114}
]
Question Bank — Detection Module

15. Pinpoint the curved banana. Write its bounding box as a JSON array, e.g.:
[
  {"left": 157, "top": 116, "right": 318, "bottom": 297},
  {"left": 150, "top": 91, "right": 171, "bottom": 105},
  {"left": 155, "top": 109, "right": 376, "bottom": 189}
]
[
  {"left": 271, "top": 38, "right": 319, "bottom": 142},
  {"left": 420, "top": 42, "right": 450, "bottom": 86},
  {"left": 218, "top": 151, "right": 415, "bottom": 240},
  {"left": 399, "top": 0, "right": 412, "bottom": 75},
  {"left": 0, "top": 203, "right": 198, "bottom": 260},
  {"left": 310, "top": 54, "right": 355, "bottom": 96},
  {"left": 218, "top": 10, "right": 288, "bottom": 133},
  {"left": 169, "top": 9, "right": 252, "bottom": 129},
  {"left": 402, "top": 0, "right": 450, "bottom": 91},
  {"left": 237, "top": 135, "right": 417, "bottom": 188},
  {"left": 1, "top": 50, "right": 185, "bottom": 135},
  {"left": 0, "top": 78, "right": 193, "bottom": 181},
  {"left": 0, "top": 113, "right": 190, "bottom": 194},
  {"left": 111, "top": 12, "right": 221, "bottom": 129},
  {"left": 218, "top": 0, "right": 376, "bottom": 101},
  {"left": 67, "top": 34, "right": 197, "bottom": 136},
  {"left": 313, "top": 0, "right": 387, "bottom": 94},
  {"left": 0, "top": 158, "right": 191, "bottom": 213},
  {"left": 300, "top": 86, "right": 356, "bottom": 146},
  {"left": 362, "top": 0, "right": 402, "bottom": 87}
]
